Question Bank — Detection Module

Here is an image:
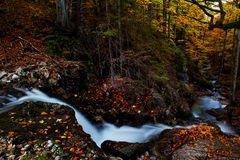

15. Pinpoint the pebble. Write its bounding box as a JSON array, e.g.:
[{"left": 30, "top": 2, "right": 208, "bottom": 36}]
[
  {"left": 16, "top": 67, "right": 25, "bottom": 76},
  {"left": 12, "top": 74, "right": 19, "bottom": 81},
  {"left": 47, "top": 140, "right": 54, "bottom": 149},
  {"left": 109, "top": 157, "right": 123, "bottom": 160},
  {"left": 55, "top": 155, "right": 61, "bottom": 160},
  {"left": 39, "top": 67, "right": 50, "bottom": 79},
  {"left": 39, "top": 62, "right": 47, "bottom": 66},
  {"left": 0, "top": 71, "right": 7, "bottom": 79},
  {"left": 21, "top": 144, "right": 31, "bottom": 151}
]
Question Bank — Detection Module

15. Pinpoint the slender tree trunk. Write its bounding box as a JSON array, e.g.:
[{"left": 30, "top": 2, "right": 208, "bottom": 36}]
[
  {"left": 68, "top": 0, "right": 72, "bottom": 18},
  {"left": 148, "top": 0, "right": 152, "bottom": 28},
  {"left": 106, "top": 0, "right": 114, "bottom": 84},
  {"left": 232, "top": 29, "right": 240, "bottom": 102},
  {"left": 97, "top": 36, "right": 102, "bottom": 76},
  {"left": 118, "top": 0, "right": 123, "bottom": 74},
  {"left": 173, "top": 5, "right": 178, "bottom": 43},
  {"left": 219, "top": 30, "right": 228, "bottom": 75},
  {"left": 163, "top": 0, "right": 167, "bottom": 34},
  {"left": 56, "top": 0, "right": 69, "bottom": 28},
  {"left": 77, "top": 0, "right": 84, "bottom": 34},
  {"left": 202, "top": 30, "right": 206, "bottom": 43},
  {"left": 167, "top": 0, "right": 171, "bottom": 44}
]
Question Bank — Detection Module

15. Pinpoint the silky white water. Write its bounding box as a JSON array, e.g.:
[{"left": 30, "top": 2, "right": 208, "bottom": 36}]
[
  {"left": 0, "top": 88, "right": 173, "bottom": 147},
  {"left": 0, "top": 88, "right": 236, "bottom": 147},
  {"left": 191, "top": 96, "right": 235, "bottom": 134},
  {"left": 191, "top": 96, "right": 223, "bottom": 120}
]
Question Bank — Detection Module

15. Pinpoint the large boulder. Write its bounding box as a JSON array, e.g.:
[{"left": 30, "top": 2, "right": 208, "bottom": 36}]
[
  {"left": 0, "top": 53, "right": 87, "bottom": 92},
  {"left": 228, "top": 103, "right": 240, "bottom": 133},
  {"left": 0, "top": 101, "right": 106, "bottom": 159},
  {"left": 101, "top": 125, "right": 240, "bottom": 160},
  {"left": 79, "top": 76, "right": 192, "bottom": 126}
]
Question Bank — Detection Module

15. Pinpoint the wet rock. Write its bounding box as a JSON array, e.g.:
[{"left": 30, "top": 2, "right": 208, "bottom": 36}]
[
  {"left": 148, "top": 125, "right": 240, "bottom": 159},
  {"left": 0, "top": 71, "right": 7, "bottom": 79},
  {"left": 171, "top": 139, "right": 209, "bottom": 160},
  {"left": 0, "top": 56, "right": 87, "bottom": 92},
  {"left": 228, "top": 103, "right": 240, "bottom": 133},
  {"left": 16, "top": 67, "right": 25, "bottom": 76},
  {"left": 0, "top": 101, "right": 106, "bottom": 159},
  {"left": 80, "top": 76, "right": 192, "bottom": 126},
  {"left": 101, "top": 140, "right": 149, "bottom": 159},
  {"left": 207, "top": 108, "right": 229, "bottom": 121},
  {"left": 12, "top": 74, "right": 19, "bottom": 81}
]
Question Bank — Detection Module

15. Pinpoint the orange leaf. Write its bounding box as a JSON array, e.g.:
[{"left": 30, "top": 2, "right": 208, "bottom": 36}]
[
  {"left": 41, "top": 112, "right": 48, "bottom": 116},
  {"left": 69, "top": 147, "right": 75, "bottom": 152}
]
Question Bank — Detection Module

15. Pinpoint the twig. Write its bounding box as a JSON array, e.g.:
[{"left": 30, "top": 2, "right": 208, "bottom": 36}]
[{"left": 17, "top": 36, "right": 41, "bottom": 52}]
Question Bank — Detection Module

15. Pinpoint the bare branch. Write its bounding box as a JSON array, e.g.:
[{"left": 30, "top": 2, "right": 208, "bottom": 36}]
[{"left": 17, "top": 36, "right": 41, "bottom": 53}]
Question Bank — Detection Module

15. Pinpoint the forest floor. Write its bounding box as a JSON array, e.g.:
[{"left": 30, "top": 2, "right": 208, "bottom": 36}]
[
  {"left": 0, "top": 0, "right": 55, "bottom": 71},
  {"left": 1, "top": 0, "right": 240, "bottom": 160}
]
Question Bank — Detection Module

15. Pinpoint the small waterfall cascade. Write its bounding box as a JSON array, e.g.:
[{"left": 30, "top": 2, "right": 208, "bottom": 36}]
[
  {"left": 191, "top": 96, "right": 235, "bottom": 134},
  {"left": 0, "top": 88, "right": 172, "bottom": 147},
  {"left": 0, "top": 88, "right": 236, "bottom": 147}
]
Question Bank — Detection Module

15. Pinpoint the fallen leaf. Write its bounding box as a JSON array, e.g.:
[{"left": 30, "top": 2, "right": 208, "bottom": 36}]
[
  {"left": 65, "top": 115, "right": 70, "bottom": 119},
  {"left": 56, "top": 119, "right": 62, "bottom": 122},
  {"left": 39, "top": 120, "right": 45, "bottom": 124},
  {"left": 76, "top": 150, "right": 84, "bottom": 155},
  {"left": 73, "top": 157, "right": 78, "bottom": 160},
  {"left": 69, "top": 147, "right": 75, "bottom": 152},
  {"left": 55, "top": 140, "right": 61, "bottom": 143},
  {"left": 41, "top": 112, "right": 48, "bottom": 116}
]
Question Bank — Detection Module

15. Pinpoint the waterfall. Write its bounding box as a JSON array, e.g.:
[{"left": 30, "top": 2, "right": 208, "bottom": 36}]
[
  {"left": 0, "top": 88, "right": 172, "bottom": 147},
  {"left": 0, "top": 88, "right": 236, "bottom": 147},
  {"left": 191, "top": 96, "right": 235, "bottom": 134}
]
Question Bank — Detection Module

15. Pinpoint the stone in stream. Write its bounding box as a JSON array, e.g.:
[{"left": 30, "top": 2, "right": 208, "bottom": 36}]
[
  {"left": 101, "top": 125, "right": 240, "bottom": 160},
  {"left": 228, "top": 103, "right": 240, "bottom": 133},
  {"left": 101, "top": 140, "right": 149, "bottom": 159},
  {"left": 0, "top": 101, "right": 106, "bottom": 159}
]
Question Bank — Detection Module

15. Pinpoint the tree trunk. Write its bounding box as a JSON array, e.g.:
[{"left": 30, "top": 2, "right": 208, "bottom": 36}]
[
  {"left": 56, "top": 0, "right": 70, "bottom": 28},
  {"left": 118, "top": 0, "right": 123, "bottom": 74},
  {"left": 77, "top": 0, "right": 84, "bottom": 34},
  {"left": 163, "top": 0, "right": 167, "bottom": 34},
  {"left": 219, "top": 30, "right": 228, "bottom": 76},
  {"left": 148, "top": 0, "right": 152, "bottom": 28},
  {"left": 106, "top": 0, "right": 115, "bottom": 84},
  {"left": 232, "top": 29, "right": 240, "bottom": 102},
  {"left": 167, "top": 0, "right": 171, "bottom": 44}
]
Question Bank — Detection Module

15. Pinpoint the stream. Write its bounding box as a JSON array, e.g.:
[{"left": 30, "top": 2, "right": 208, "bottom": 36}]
[{"left": 0, "top": 88, "right": 236, "bottom": 147}]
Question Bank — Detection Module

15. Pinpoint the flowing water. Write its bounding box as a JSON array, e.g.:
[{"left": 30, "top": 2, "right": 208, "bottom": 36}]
[
  {"left": 0, "top": 88, "right": 236, "bottom": 147},
  {"left": 191, "top": 96, "right": 235, "bottom": 134}
]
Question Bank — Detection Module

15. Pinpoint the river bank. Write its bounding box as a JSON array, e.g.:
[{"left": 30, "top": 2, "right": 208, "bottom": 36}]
[{"left": 1, "top": 53, "right": 240, "bottom": 159}]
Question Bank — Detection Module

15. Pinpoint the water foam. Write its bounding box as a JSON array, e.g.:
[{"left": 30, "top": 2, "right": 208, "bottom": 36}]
[
  {"left": 0, "top": 88, "right": 173, "bottom": 147},
  {"left": 0, "top": 88, "right": 236, "bottom": 147}
]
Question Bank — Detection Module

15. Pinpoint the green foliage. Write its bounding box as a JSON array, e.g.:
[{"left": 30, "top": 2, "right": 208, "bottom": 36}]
[
  {"left": 149, "top": 58, "right": 169, "bottom": 83},
  {"left": 21, "top": 150, "right": 49, "bottom": 160},
  {"left": 44, "top": 27, "right": 80, "bottom": 57},
  {"left": 97, "top": 29, "right": 118, "bottom": 38},
  {"left": 175, "top": 48, "right": 188, "bottom": 72},
  {"left": 193, "top": 76, "right": 213, "bottom": 89}
]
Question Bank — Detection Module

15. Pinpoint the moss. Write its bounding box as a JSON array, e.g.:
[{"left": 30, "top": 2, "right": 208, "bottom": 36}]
[
  {"left": 22, "top": 150, "right": 49, "bottom": 160},
  {"left": 193, "top": 76, "right": 213, "bottom": 89},
  {"left": 175, "top": 49, "right": 188, "bottom": 72},
  {"left": 44, "top": 27, "right": 80, "bottom": 58}
]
